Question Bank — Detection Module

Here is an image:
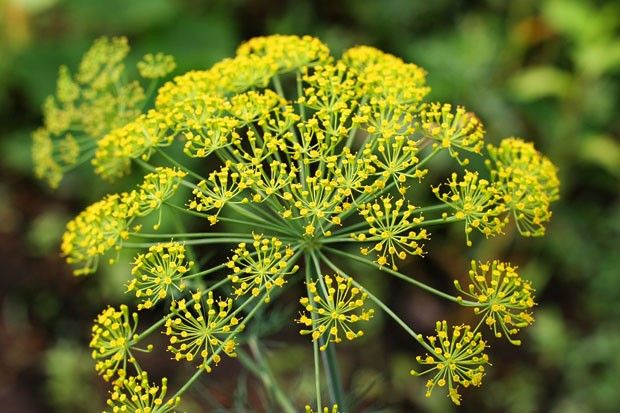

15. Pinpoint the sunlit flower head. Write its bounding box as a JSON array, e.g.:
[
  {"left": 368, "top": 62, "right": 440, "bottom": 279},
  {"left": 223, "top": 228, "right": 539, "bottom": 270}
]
[
  {"left": 487, "top": 138, "right": 560, "bottom": 237},
  {"left": 104, "top": 371, "right": 180, "bottom": 413},
  {"left": 90, "top": 305, "right": 150, "bottom": 382},
  {"left": 297, "top": 274, "right": 374, "bottom": 350},
  {"left": 353, "top": 196, "right": 428, "bottom": 269},
  {"left": 165, "top": 290, "right": 240, "bottom": 371},
  {"left": 128, "top": 242, "right": 194, "bottom": 310},
  {"left": 410, "top": 321, "right": 488, "bottom": 405},
  {"left": 61, "top": 194, "right": 135, "bottom": 275},
  {"left": 455, "top": 260, "right": 536, "bottom": 344},
  {"left": 226, "top": 234, "right": 299, "bottom": 301},
  {"left": 433, "top": 170, "right": 507, "bottom": 246}
]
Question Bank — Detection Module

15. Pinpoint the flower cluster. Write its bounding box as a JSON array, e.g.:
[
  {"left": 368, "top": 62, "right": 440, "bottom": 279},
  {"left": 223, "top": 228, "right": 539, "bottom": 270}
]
[
  {"left": 455, "top": 260, "right": 536, "bottom": 344},
  {"left": 410, "top": 321, "right": 488, "bottom": 405},
  {"left": 434, "top": 171, "right": 507, "bottom": 246},
  {"left": 32, "top": 37, "right": 176, "bottom": 187},
  {"left": 226, "top": 234, "right": 299, "bottom": 301},
  {"left": 104, "top": 372, "right": 180, "bottom": 413},
  {"left": 165, "top": 290, "right": 240, "bottom": 371},
  {"left": 353, "top": 196, "right": 428, "bottom": 269},
  {"left": 89, "top": 305, "right": 149, "bottom": 382},
  {"left": 37, "top": 35, "right": 560, "bottom": 409},
  {"left": 487, "top": 138, "right": 560, "bottom": 236},
  {"left": 297, "top": 274, "right": 374, "bottom": 350},
  {"left": 61, "top": 167, "right": 185, "bottom": 275},
  {"left": 128, "top": 242, "right": 194, "bottom": 310}
]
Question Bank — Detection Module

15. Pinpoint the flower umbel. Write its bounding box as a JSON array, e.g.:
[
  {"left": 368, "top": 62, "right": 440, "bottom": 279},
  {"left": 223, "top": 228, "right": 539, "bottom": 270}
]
[
  {"left": 410, "top": 321, "right": 488, "bottom": 405},
  {"left": 227, "top": 234, "right": 299, "bottom": 301},
  {"left": 487, "top": 138, "right": 560, "bottom": 236},
  {"left": 354, "top": 197, "right": 428, "bottom": 269},
  {"left": 128, "top": 242, "right": 194, "bottom": 310},
  {"left": 39, "top": 34, "right": 561, "bottom": 409},
  {"left": 90, "top": 305, "right": 150, "bottom": 382},
  {"left": 297, "top": 274, "right": 374, "bottom": 350},
  {"left": 455, "top": 260, "right": 536, "bottom": 344},
  {"left": 165, "top": 290, "right": 240, "bottom": 371},
  {"left": 434, "top": 170, "right": 507, "bottom": 246},
  {"left": 104, "top": 372, "right": 180, "bottom": 413}
]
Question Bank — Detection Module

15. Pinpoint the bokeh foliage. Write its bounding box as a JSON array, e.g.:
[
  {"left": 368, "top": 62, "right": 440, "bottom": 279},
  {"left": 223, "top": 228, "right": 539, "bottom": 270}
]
[{"left": 0, "top": 0, "right": 618, "bottom": 412}]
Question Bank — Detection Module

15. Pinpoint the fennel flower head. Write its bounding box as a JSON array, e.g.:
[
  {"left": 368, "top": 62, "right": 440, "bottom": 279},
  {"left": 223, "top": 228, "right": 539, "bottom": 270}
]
[{"left": 35, "top": 34, "right": 559, "bottom": 408}]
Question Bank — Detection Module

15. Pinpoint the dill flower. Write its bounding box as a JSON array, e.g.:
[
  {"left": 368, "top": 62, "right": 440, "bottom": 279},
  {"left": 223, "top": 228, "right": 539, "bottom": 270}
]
[
  {"left": 410, "top": 321, "right": 488, "bottom": 405},
  {"left": 341, "top": 45, "right": 429, "bottom": 106},
  {"left": 487, "top": 138, "right": 560, "bottom": 236},
  {"left": 93, "top": 110, "right": 175, "bottom": 181},
  {"left": 43, "top": 34, "right": 561, "bottom": 408},
  {"left": 418, "top": 103, "right": 485, "bottom": 164},
  {"left": 138, "top": 53, "right": 177, "bottom": 79},
  {"left": 128, "top": 242, "right": 194, "bottom": 310},
  {"left": 353, "top": 197, "right": 428, "bottom": 269},
  {"left": 236, "top": 34, "right": 331, "bottom": 73},
  {"left": 135, "top": 167, "right": 186, "bottom": 229},
  {"left": 105, "top": 372, "right": 180, "bottom": 413},
  {"left": 455, "top": 260, "right": 536, "bottom": 344},
  {"left": 297, "top": 274, "right": 374, "bottom": 350},
  {"left": 188, "top": 163, "right": 247, "bottom": 224},
  {"left": 61, "top": 194, "right": 135, "bottom": 275},
  {"left": 32, "top": 127, "right": 63, "bottom": 188},
  {"left": 433, "top": 171, "right": 507, "bottom": 246},
  {"left": 226, "top": 234, "right": 299, "bottom": 301},
  {"left": 165, "top": 290, "right": 240, "bottom": 371},
  {"left": 90, "top": 305, "right": 151, "bottom": 382},
  {"left": 33, "top": 36, "right": 155, "bottom": 187}
]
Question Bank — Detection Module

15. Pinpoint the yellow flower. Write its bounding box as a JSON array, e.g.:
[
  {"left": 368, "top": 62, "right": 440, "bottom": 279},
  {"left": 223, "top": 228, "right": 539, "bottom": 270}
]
[
  {"left": 297, "top": 274, "right": 374, "bottom": 350},
  {"left": 354, "top": 196, "right": 428, "bottom": 269},
  {"left": 433, "top": 170, "right": 507, "bottom": 246},
  {"left": 487, "top": 137, "right": 560, "bottom": 237},
  {"left": 135, "top": 167, "right": 186, "bottom": 228},
  {"left": 104, "top": 372, "right": 180, "bottom": 413},
  {"left": 165, "top": 290, "right": 239, "bottom": 371},
  {"left": 411, "top": 321, "right": 488, "bottom": 405},
  {"left": 128, "top": 242, "right": 194, "bottom": 310},
  {"left": 227, "top": 234, "right": 299, "bottom": 301},
  {"left": 138, "top": 52, "right": 176, "bottom": 79},
  {"left": 34, "top": 36, "right": 153, "bottom": 187},
  {"left": 455, "top": 260, "right": 536, "bottom": 344},
  {"left": 61, "top": 194, "right": 135, "bottom": 275},
  {"left": 93, "top": 110, "right": 175, "bottom": 181},
  {"left": 305, "top": 405, "right": 339, "bottom": 413},
  {"left": 90, "top": 305, "right": 150, "bottom": 382},
  {"left": 417, "top": 102, "right": 485, "bottom": 164}
]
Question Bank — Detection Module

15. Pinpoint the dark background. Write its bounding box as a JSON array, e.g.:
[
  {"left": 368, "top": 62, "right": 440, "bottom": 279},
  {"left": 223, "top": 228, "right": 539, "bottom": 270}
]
[{"left": 1, "top": 0, "right": 619, "bottom": 412}]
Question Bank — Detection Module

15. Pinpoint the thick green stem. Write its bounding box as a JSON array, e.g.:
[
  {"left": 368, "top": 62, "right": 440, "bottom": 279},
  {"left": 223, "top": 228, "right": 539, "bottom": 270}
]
[
  {"left": 310, "top": 251, "right": 347, "bottom": 411},
  {"left": 239, "top": 338, "right": 297, "bottom": 413},
  {"left": 305, "top": 254, "right": 323, "bottom": 412}
]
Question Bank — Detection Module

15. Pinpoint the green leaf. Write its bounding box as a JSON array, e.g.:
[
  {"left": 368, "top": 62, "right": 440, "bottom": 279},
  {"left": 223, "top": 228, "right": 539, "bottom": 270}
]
[{"left": 509, "top": 66, "right": 572, "bottom": 101}]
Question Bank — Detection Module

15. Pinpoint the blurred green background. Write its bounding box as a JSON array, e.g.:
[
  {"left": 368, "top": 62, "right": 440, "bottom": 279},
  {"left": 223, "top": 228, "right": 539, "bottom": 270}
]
[{"left": 1, "top": 0, "right": 619, "bottom": 412}]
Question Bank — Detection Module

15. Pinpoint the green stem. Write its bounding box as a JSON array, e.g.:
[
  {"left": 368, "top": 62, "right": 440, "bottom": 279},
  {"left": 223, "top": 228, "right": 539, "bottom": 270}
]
[
  {"left": 322, "top": 247, "right": 469, "bottom": 304},
  {"left": 318, "top": 252, "right": 435, "bottom": 354},
  {"left": 305, "top": 254, "right": 323, "bottom": 412},
  {"left": 239, "top": 338, "right": 297, "bottom": 413},
  {"left": 124, "top": 237, "right": 252, "bottom": 248},
  {"left": 309, "top": 252, "right": 346, "bottom": 411},
  {"left": 157, "top": 148, "right": 207, "bottom": 182}
]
